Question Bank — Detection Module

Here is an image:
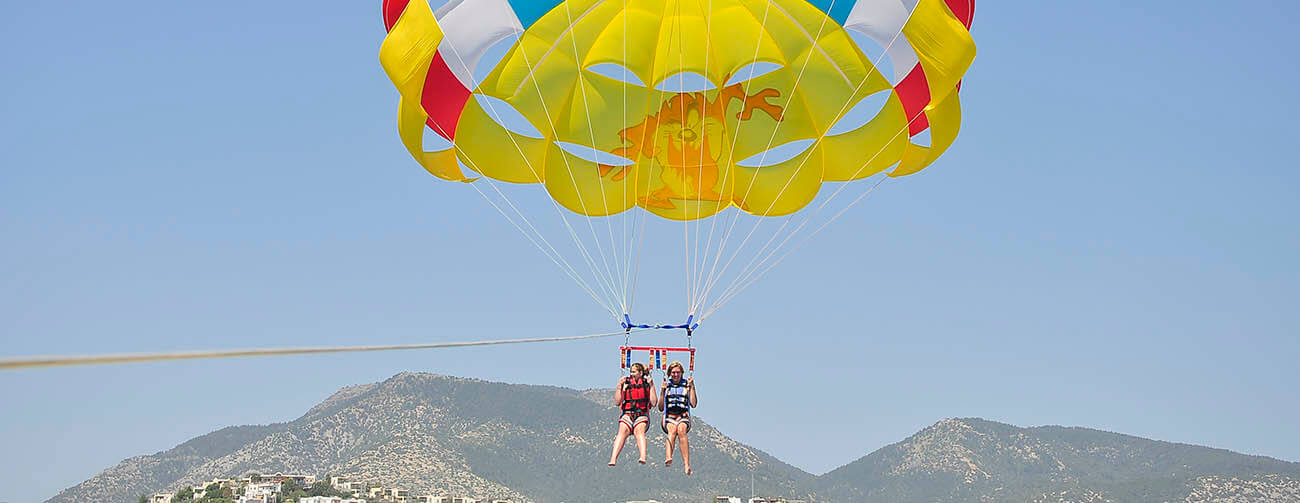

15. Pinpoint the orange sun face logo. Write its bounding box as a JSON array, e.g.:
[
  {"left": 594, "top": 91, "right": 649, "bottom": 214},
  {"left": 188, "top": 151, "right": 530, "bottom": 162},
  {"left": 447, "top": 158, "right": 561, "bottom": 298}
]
[{"left": 599, "top": 82, "right": 785, "bottom": 209}]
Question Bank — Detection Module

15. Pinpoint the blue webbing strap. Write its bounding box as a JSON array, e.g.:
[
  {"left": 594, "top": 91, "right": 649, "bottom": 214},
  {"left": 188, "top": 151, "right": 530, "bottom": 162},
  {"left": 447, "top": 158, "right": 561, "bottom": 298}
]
[{"left": 621, "top": 314, "right": 699, "bottom": 332}]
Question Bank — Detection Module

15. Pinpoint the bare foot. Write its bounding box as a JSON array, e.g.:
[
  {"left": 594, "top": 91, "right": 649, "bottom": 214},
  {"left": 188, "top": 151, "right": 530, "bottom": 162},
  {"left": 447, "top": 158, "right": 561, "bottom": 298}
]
[
  {"left": 684, "top": 466, "right": 693, "bottom": 476},
  {"left": 638, "top": 458, "right": 646, "bottom": 465},
  {"left": 664, "top": 458, "right": 673, "bottom": 467},
  {"left": 608, "top": 461, "right": 616, "bottom": 467}
]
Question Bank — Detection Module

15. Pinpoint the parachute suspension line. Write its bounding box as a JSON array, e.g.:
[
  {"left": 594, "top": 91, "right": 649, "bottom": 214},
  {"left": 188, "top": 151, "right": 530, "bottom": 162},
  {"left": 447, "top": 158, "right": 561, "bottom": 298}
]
[
  {"left": 621, "top": 0, "right": 632, "bottom": 313},
  {"left": 696, "top": 0, "right": 923, "bottom": 316},
  {"left": 0, "top": 329, "right": 647, "bottom": 371},
  {"left": 704, "top": 22, "right": 934, "bottom": 318},
  {"left": 618, "top": 1, "right": 688, "bottom": 323},
  {"left": 462, "top": 156, "right": 619, "bottom": 318},
  {"left": 465, "top": 179, "right": 620, "bottom": 318},
  {"left": 562, "top": 0, "right": 631, "bottom": 314},
  {"left": 704, "top": 93, "right": 939, "bottom": 320},
  {"left": 625, "top": 207, "right": 648, "bottom": 316},
  {"left": 512, "top": 13, "right": 627, "bottom": 315},
  {"left": 618, "top": 2, "right": 645, "bottom": 317},
  {"left": 705, "top": 177, "right": 888, "bottom": 317},
  {"left": 703, "top": 175, "right": 890, "bottom": 319},
  {"left": 526, "top": 0, "right": 632, "bottom": 317},
  {"left": 688, "top": 0, "right": 718, "bottom": 324},
  {"left": 699, "top": 202, "right": 808, "bottom": 312},
  {"left": 690, "top": 0, "right": 777, "bottom": 313},
  {"left": 709, "top": 97, "right": 934, "bottom": 315},
  {"left": 394, "top": 49, "right": 619, "bottom": 316},
  {"left": 690, "top": 0, "right": 843, "bottom": 314},
  {"left": 466, "top": 15, "right": 629, "bottom": 318},
  {"left": 693, "top": 213, "right": 793, "bottom": 315},
  {"left": 681, "top": 0, "right": 702, "bottom": 323},
  {"left": 709, "top": 182, "right": 888, "bottom": 315},
  {"left": 710, "top": 214, "right": 819, "bottom": 315},
  {"left": 435, "top": 44, "right": 624, "bottom": 316},
  {"left": 434, "top": 154, "right": 620, "bottom": 317},
  {"left": 620, "top": 0, "right": 646, "bottom": 319}
]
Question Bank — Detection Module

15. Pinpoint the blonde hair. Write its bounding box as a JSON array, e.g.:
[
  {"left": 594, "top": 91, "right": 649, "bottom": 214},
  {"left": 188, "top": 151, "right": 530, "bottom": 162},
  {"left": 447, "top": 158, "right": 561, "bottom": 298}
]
[
  {"left": 666, "top": 361, "right": 685, "bottom": 375},
  {"left": 629, "top": 362, "right": 647, "bottom": 375}
]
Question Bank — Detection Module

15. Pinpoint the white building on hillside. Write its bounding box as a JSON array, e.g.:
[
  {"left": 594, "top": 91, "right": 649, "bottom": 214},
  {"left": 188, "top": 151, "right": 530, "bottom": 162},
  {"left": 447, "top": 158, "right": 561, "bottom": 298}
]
[
  {"left": 259, "top": 473, "right": 316, "bottom": 485},
  {"left": 298, "top": 497, "right": 368, "bottom": 503},
  {"left": 197, "top": 478, "right": 236, "bottom": 493},
  {"left": 244, "top": 482, "right": 282, "bottom": 503},
  {"left": 329, "top": 476, "right": 366, "bottom": 495},
  {"left": 150, "top": 493, "right": 174, "bottom": 503}
]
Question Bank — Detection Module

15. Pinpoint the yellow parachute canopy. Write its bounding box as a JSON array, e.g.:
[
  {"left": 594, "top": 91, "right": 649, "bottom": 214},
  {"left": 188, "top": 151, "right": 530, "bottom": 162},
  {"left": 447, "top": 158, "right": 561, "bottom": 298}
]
[{"left": 381, "top": 0, "right": 975, "bottom": 221}]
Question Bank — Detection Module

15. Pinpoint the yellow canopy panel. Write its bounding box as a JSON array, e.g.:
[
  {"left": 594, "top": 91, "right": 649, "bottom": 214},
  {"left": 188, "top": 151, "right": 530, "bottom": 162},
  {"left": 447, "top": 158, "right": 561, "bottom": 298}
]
[{"left": 380, "top": 0, "right": 976, "bottom": 220}]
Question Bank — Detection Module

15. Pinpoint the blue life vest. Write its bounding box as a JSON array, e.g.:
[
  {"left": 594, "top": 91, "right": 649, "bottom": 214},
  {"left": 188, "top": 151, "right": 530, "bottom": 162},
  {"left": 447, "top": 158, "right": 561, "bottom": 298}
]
[{"left": 664, "top": 379, "right": 691, "bottom": 415}]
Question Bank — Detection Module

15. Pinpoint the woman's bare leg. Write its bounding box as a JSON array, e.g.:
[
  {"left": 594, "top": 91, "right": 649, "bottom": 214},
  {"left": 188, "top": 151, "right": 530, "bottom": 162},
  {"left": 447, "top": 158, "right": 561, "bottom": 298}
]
[
  {"left": 609, "top": 421, "right": 632, "bottom": 466},
  {"left": 676, "top": 422, "right": 692, "bottom": 475},
  {"left": 634, "top": 422, "right": 649, "bottom": 464},
  {"left": 664, "top": 421, "right": 678, "bottom": 466}
]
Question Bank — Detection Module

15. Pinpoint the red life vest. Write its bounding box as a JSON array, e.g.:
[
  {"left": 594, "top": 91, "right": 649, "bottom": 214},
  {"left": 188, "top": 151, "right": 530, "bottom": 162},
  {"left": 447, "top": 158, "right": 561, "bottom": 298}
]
[{"left": 621, "top": 377, "right": 650, "bottom": 414}]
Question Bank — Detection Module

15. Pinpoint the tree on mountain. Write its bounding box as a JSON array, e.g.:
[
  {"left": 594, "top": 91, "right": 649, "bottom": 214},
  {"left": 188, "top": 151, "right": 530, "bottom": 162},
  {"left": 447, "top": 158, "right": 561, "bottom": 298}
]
[
  {"left": 306, "top": 480, "right": 349, "bottom": 497},
  {"left": 197, "top": 484, "right": 233, "bottom": 503},
  {"left": 174, "top": 486, "right": 194, "bottom": 502},
  {"left": 281, "top": 479, "right": 308, "bottom": 501}
]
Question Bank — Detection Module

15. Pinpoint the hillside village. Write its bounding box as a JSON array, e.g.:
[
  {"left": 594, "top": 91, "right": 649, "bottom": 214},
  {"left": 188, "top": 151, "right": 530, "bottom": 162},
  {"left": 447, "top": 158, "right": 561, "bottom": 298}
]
[
  {"left": 143, "top": 473, "right": 506, "bottom": 503},
  {"left": 142, "top": 472, "right": 806, "bottom": 503}
]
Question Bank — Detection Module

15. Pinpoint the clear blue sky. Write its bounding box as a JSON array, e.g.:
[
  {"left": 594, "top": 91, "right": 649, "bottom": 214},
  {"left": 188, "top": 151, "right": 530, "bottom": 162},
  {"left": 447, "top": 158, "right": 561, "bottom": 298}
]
[{"left": 3, "top": 1, "right": 1298, "bottom": 502}]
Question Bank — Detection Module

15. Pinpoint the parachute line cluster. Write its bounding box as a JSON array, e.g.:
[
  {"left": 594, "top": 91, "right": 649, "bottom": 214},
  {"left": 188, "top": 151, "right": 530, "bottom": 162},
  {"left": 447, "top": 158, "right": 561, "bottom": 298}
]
[{"left": 380, "top": 0, "right": 975, "bottom": 324}]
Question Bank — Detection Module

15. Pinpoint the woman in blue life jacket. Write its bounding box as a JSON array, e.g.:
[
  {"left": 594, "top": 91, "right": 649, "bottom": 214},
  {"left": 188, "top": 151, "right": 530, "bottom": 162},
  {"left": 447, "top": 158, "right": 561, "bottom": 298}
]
[
  {"left": 659, "top": 361, "right": 698, "bottom": 475},
  {"left": 609, "top": 362, "right": 658, "bottom": 466}
]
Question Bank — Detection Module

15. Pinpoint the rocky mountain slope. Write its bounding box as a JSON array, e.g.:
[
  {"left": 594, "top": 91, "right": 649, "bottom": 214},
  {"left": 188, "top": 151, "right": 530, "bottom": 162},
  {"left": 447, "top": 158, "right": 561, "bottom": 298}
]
[
  {"left": 815, "top": 417, "right": 1300, "bottom": 502},
  {"left": 48, "top": 372, "right": 811, "bottom": 503},
  {"left": 49, "top": 373, "right": 1300, "bottom": 503}
]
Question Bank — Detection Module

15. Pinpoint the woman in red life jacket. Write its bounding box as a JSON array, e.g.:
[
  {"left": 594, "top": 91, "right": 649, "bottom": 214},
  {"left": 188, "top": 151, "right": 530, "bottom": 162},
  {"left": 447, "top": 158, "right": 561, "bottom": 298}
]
[
  {"left": 659, "top": 361, "right": 698, "bottom": 475},
  {"left": 608, "top": 362, "right": 658, "bottom": 466}
]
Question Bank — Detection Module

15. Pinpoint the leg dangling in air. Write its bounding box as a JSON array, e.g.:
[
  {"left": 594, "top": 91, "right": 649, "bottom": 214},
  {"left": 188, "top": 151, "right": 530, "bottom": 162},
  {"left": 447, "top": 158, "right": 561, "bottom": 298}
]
[
  {"left": 634, "top": 420, "right": 649, "bottom": 464},
  {"left": 663, "top": 417, "right": 677, "bottom": 466},
  {"left": 609, "top": 417, "right": 633, "bottom": 466},
  {"left": 677, "top": 421, "right": 692, "bottom": 475}
]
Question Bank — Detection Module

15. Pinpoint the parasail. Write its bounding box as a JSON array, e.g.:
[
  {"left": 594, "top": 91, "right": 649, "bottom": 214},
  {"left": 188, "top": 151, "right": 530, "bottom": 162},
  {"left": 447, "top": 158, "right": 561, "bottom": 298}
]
[{"left": 379, "top": 0, "right": 976, "bottom": 331}]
